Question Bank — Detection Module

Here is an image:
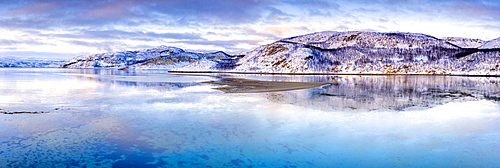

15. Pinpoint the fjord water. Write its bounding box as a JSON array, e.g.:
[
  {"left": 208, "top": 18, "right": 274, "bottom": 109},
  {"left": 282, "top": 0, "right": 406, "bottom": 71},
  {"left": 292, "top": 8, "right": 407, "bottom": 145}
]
[{"left": 0, "top": 68, "right": 499, "bottom": 167}]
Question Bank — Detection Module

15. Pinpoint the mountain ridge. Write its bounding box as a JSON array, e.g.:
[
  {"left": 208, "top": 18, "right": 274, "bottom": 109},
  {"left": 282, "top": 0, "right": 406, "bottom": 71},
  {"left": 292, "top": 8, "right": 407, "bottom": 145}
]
[
  {"left": 59, "top": 45, "right": 234, "bottom": 69},
  {"left": 60, "top": 31, "right": 500, "bottom": 76},
  {"left": 173, "top": 31, "right": 500, "bottom": 75}
]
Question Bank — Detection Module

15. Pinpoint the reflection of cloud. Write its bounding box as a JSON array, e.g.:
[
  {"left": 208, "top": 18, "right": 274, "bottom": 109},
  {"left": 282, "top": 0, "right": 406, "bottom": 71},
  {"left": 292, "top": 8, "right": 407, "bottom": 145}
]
[
  {"left": 401, "top": 100, "right": 500, "bottom": 135},
  {"left": 16, "top": 79, "right": 100, "bottom": 93},
  {"left": 2, "top": 69, "right": 499, "bottom": 167},
  {"left": 0, "top": 108, "right": 131, "bottom": 167},
  {"left": 0, "top": 79, "right": 100, "bottom": 108},
  {"left": 139, "top": 85, "right": 500, "bottom": 167}
]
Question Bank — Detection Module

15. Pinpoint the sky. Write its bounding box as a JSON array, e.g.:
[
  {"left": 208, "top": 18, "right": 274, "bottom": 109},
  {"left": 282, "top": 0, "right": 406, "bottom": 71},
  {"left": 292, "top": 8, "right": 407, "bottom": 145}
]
[{"left": 0, "top": 0, "right": 499, "bottom": 59}]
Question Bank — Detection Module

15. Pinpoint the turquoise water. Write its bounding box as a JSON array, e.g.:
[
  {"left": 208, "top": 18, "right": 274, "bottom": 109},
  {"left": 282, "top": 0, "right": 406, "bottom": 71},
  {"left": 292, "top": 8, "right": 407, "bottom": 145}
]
[{"left": 0, "top": 68, "right": 499, "bottom": 167}]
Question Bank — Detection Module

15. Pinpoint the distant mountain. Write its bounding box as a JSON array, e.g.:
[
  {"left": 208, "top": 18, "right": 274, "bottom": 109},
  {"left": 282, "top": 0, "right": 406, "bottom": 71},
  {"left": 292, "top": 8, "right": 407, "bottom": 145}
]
[
  {"left": 0, "top": 57, "right": 66, "bottom": 68},
  {"left": 60, "top": 31, "right": 500, "bottom": 76},
  {"left": 479, "top": 37, "right": 500, "bottom": 49},
  {"left": 442, "top": 37, "right": 485, "bottom": 48},
  {"left": 60, "top": 45, "right": 234, "bottom": 69},
  {"left": 173, "top": 31, "right": 500, "bottom": 76}
]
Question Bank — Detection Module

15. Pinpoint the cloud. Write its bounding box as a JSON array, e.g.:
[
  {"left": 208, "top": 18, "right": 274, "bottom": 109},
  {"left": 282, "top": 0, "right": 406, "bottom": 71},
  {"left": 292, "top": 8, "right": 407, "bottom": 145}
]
[
  {"left": 262, "top": 7, "right": 294, "bottom": 24},
  {"left": 0, "top": 39, "right": 27, "bottom": 45},
  {"left": 143, "top": 0, "right": 272, "bottom": 24},
  {"left": 445, "top": 1, "right": 500, "bottom": 21},
  {"left": 0, "top": 0, "right": 499, "bottom": 58},
  {"left": 0, "top": 17, "right": 56, "bottom": 29},
  {"left": 241, "top": 26, "right": 311, "bottom": 40},
  {"left": 282, "top": 0, "right": 340, "bottom": 16},
  {"left": 180, "top": 39, "right": 265, "bottom": 49},
  {"left": 0, "top": 39, "right": 47, "bottom": 46},
  {"left": 49, "top": 30, "right": 204, "bottom": 41},
  {"left": 0, "top": 0, "right": 279, "bottom": 29},
  {"left": 66, "top": 40, "right": 130, "bottom": 52},
  {"left": 347, "top": 0, "right": 500, "bottom": 21},
  {"left": 0, "top": 51, "right": 77, "bottom": 58},
  {"left": 281, "top": 0, "right": 339, "bottom": 9},
  {"left": 0, "top": 0, "right": 346, "bottom": 29},
  {"left": 5, "top": 1, "right": 58, "bottom": 15}
]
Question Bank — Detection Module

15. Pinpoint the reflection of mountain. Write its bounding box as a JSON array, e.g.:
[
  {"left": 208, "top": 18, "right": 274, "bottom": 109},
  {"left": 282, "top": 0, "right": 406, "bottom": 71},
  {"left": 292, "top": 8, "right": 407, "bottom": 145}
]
[
  {"left": 69, "top": 69, "right": 200, "bottom": 91},
  {"left": 75, "top": 75, "right": 199, "bottom": 90},
  {"left": 203, "top": 76, "right": 330, "bottom": 93},
  {"left": 262, "top": 76, "right": 500, "bottom": 111}
]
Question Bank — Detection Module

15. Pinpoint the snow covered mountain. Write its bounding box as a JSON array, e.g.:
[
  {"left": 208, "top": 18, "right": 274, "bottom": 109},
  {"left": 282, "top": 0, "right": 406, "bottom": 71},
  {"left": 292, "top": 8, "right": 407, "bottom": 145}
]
[
  {"left": 279, "top": 31, "right": 457, "bottom": 49},
  {"left": 442, "top": 37, "right": 485, "bottom": 48},
  {"left": 0, "top": 57, "right": 66, "bottom": 68},
  {"left": 173, "top": 31, "right": 500, "bottom": 76},
  {"left": 479, "top": 37, "right": 500, "bottom": 49},
  {"left": 60, "top": 45, "right": 233, "bottom": 69},
  {"left": 61, "top": 31, "right": 500, "bottom": 76}
]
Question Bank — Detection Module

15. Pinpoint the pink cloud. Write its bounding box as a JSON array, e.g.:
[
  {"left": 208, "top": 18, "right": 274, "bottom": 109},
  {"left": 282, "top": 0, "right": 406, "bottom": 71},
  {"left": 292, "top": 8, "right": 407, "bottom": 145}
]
[
  {"left": 446, "top": 1, "right": 500, "bottom": 19},
  {"left": 6, "top": 1, "right": 59, "bottom": 15}
]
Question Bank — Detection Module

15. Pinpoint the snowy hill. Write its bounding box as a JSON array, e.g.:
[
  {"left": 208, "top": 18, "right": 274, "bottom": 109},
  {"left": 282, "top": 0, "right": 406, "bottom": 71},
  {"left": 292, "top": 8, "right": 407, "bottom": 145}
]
[
  {"left": 60, "top": 46, "right": 233, "bottom": 69},
  {"left": 61, "top": 31, "right": 500, "bottom": 76},
  {"left": 442, "top": 37, "right": 485, "bottom": 48},
  {"left": 0, "top": 57, "right": 66, "bottom": 68},
  {"left": 479, "top": 37, "right": 500, "bottom": 49},
  {"left": 173, "top": 31, "right": 500, "bottom": 76},
  {"left": 279, "top": 31, "right": 457, "bottom": 49}
]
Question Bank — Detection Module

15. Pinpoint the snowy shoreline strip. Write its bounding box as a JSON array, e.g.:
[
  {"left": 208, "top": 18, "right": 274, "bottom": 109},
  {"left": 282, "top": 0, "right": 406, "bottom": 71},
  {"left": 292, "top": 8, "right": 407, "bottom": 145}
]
[{"left": 168, "top": 70, "right": 500, "bottom": 77}]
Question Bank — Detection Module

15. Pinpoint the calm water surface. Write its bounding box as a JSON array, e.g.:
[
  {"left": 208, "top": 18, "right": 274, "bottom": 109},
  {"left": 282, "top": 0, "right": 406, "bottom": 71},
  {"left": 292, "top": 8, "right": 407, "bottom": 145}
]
[{"left": 0, "top": 68, "right": 499, "bottom": 167}]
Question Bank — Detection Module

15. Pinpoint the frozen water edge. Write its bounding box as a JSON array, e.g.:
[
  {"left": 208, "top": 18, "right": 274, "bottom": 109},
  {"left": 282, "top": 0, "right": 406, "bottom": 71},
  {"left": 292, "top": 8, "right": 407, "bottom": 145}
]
[{"left": 0, "top": 68, "right": 499, "bottom": 167}]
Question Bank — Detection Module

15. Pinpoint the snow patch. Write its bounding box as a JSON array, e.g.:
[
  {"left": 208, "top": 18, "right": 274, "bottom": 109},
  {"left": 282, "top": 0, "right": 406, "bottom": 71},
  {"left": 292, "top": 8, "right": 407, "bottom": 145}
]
[{"left": 479, "top": 37, "right": 500, "bottom": 49}]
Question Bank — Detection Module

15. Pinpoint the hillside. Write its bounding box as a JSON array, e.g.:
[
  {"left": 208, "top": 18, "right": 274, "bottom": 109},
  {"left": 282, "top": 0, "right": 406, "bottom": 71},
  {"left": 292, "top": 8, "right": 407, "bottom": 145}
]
[
  {"left": 0, "top": 57, "right": 66, "bottom": 68},
  {"left": 442, "top": 37, "right": 485, "bottom": 48},
  {"left": 59, "top": 46, "right": 233, "bottom": 69},
  {"left": 173, "top": 31, "right": 500, "bottom": 76},
  {"left": 60, "top": 31, "right": 500, "bottom": 76},
  {"left": 479, "top": 37, "right": 500, "bottom": 49}
]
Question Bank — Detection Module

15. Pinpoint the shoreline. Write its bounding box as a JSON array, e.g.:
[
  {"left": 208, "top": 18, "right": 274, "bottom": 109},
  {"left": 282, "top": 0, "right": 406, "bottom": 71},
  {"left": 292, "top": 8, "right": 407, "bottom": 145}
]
[
  {"left": 168, "top": 70, "right": 500, "bottom": 77},
  {"left": 202, "top": 76, "right": 332, "bottom": 93}
]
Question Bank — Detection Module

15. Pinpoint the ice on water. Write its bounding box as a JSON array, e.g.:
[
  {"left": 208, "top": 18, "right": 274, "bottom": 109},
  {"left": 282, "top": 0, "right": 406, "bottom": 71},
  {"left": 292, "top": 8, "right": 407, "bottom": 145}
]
[{"left": 0, "top": 68, "right": 499, "bottom": 167}]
